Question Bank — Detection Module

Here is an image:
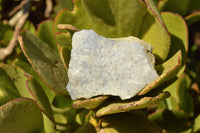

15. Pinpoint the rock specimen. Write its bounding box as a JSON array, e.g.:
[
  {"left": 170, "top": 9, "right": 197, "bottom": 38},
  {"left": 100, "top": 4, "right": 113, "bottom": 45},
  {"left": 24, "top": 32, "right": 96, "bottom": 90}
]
[{"left": 67, "top": 30, "right": 158, "bottom": 100}]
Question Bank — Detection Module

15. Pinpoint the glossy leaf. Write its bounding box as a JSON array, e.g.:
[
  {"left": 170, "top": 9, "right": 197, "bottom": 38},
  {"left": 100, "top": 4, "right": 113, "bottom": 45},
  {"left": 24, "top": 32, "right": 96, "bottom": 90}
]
[
  {"left": 75, "top": 124, "right": 96, "bottom": 133},
  {"left": 52, "top": 95, "right": 72, "bottom": 109},
  {"left": 181, "top": 114, "right": 200, "bottom": 133},
  {"left": 162, "top": 66, "right": 186, "bottom": 110},
  {"left": 0, "top": 22, "right": 13, "bottom": 47},
  {"left": 96, "top": 92, "right": 170, "bottom": 117},
  {"left": 54, "top": 0, "right": 91, "bottom": 33},
  {"left": 0, "top": 67, "right": 20, "bottom": 106},
  {"left": 81, "top": 0, "right": 146, "bottom": 37},
  {"left": 148, "top": 12, "right": 188, "bottom": 99},
  {"left": 23, "top": 20, "right": 36, "bottom": 34},
  {"left": 26, "top": 76, "right": 55, "bottom": 122},
  {"left": 13, "top": 53, "right": 55, "bottom": 102},
  {"left": 56, "top": 32, "right": 72, "bottom": 70},
  {"left": 75, "top": 109, "right": 90, "bottom": 125},
  {"left": 43, "top": 114, "right": 56, "bottom": 133},
  {"left": 1, "top": 64, "right": 32, "bottom": 98},
  {"left": 51, "top": 95, "right": 77, "bottom": 128},
  {"left": 185, "top": 11, "right": 200, "bottom": 25},
  {"left": 139, "top": 50, "right": 181, "bottom": 95},
  {"left": 53, "top": 0, "right": 74, "bottom": 18},
  {"left": 54, "top": 0, "right": 170, "bottom": 63},
  {"left": 1, "top": 64, "right": 55, "bottom": 122},
  {"left": 177, "top": 74, "right": 193, "bottom": 115},
  {"left": 138, "top": 0, "right": 170, "bottom": 64},
  {"left": 59, "top": 46, "right": 71, "bottom": 70},
  {"left": 161, "top": 12, "right": 188, "bottom": 67},
  {"left": 54, "top": 113, "right": 68, "bottom": 124},
  {"left": 0, "top": 98, "right": 43, "bottom": 133},
  {"left": 56, "top": 32, "right": 72, "bottom": 50},
  {"left": 157, "top": 96, "right": 179, "bottom": 110},
  {"left": 149, "top": 109, "right": 188, "bottom": 132},
  {"left": 73, "top": 96, "right": 109, "bottom": 109},
  {"left": 153, "top": 0, "right": 159, "bottom": 5},
  {"left": 101, "top": 112, "right": 162, "bottom": 133},
  {"left": 158, "top": 0, "right": 200, "bottom": 16},
  {"left": 37, "top": 20, "right": 57, "bottom": 51},
  {"left": 18, "top": 31, "right": 69, "bottom": 96}
]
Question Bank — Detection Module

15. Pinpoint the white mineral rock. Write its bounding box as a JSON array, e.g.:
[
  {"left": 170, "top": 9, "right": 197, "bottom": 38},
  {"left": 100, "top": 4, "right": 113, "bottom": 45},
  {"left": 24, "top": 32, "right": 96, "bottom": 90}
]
[{"left": 67, "top": 30, "right": 158, "bottom": 100}]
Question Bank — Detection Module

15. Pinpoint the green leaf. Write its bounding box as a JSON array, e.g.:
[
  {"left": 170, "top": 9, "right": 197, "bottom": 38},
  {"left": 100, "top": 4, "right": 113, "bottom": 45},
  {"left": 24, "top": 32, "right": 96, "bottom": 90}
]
[
  {"left": 54, "top": 0, "right": 91, "bottom": 33},
  {"left": 59, "top": 46, "right": 71, "bottom": 70},
  {"left": 140, "top": 12, "right": 188, "bottom": 94},
  {"left": 23, "top": 20, "right": 36, "bottom": 34},
  {"left": 138, "top": 50, "right": 181, "bottom": 95},
  {"left": 52, "top": 95, "right": 72, "bottom": 109},
  {"left": 0, "top": 67, "right": 20, "bottom": 106},
  {"left": 177, "top": 74, "right": 193, "bottom": 115},
  {"left": 181, "top": 114, "right": 200, "bottom": 133},
  {"left": 13, "top": 53, "right": 55, "bottom": 102},
  {"left": 158, "top": 0, "right": 200, "bottom": 16},
  {"left": 54, "top": 0, "right": 74, "bottom": 11},
  {"left": 1, "top": 64, "right": 32, "bottom": 98},
  {"left": 153, "top": 0, "right": 160, "bottom": 5},
  {"left": 96, "top": 92, "right": 170, "bottom": 117},
  {"left": 56, "top": 32, "right": 72, "bottom": 50},
  {"left": 138, "top": 0, "right": 170, "bottom": 64},
  {"left": 149, "top": 109, "right": 188, "bottom": 132},
  {"left": 75, "top": 124, "right": 96, "bottom": 133},
  {"left": 158, "top": 96, "right": 179, "bottom": 110},
  {"left": 0, "top": 98, "right": 43, "bottom": 133},
  {"left": 161, "top": 12, "right": 188, "bottom": 67},
  {"left": 163, "top": 67, "right": 186, "bottom": 109},
  {"left": 26, "top": 76, "right": 55, "bottom": 122},
  {"left": 81, "top": 0, "right": 147, "bottom": 37},
  {"left": 0, "top": 22, "right": 13, "bottom": 47},
  {"left": 54, "top": 0, "right": 170, "bottom": 63},
  {"left": 185, "top": 12, "right": 200, "bottom": 26},
  {"left": 37, "top": 20, "right": 57, "bottom": 51},
  {"left": 56, "top": 32, "right": 72, "bottom": 70},
  {"left": 43, "top": 114, "right": 56, "bottom": 133},
  {"left": 1, "top": 64, "right": 56, "bottom": 131},
  {"left": 18, "top": 31, "right": 68, "bottom": 96},
  {"left": 54, "top": 113, "right": 68, "bottom": 124},
  {"left": 75, "top": 109, "right": 90, "bottom": 125},
  {"left": 101, "top": 112, "right": 162, "bottom": 133},
  {"left": 52, "top": 95, "right": 77, "bottom": 127},
  {"left": 73, "top": 96, "right": 109, "bottom": 109},
  {"left": 1, "top": 64, "right": 55, "bottom": 122}
]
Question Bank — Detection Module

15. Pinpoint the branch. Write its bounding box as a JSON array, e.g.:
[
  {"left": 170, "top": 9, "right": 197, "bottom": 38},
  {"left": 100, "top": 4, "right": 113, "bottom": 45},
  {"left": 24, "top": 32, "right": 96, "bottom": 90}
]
[
  {"left": 44, "top": 0, "right": 53, "bottom": 18},
  {"left": 8, "top": 0, "right": 29, "bottom": 17},
  {"left": 57, "top": 24, "right": 80, "bottom": 32},
  {"left": 8, "top": 0, "right": 39, "bottom": 17},
  {"left": 0, "top": 4, "right": 30, "bottom": 61},
  {"left": 9, "top": 9, "right": 24, "bottom": 26}
]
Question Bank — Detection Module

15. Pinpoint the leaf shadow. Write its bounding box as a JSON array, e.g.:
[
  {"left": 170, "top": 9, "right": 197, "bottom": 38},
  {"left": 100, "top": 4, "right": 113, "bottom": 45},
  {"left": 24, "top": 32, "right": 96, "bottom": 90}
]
[
  {"left": 82, "top": 0, "right": 116, "bottom": 26},
  {"left": 167, "top": 34, "right": 186, "bottom": 66}
]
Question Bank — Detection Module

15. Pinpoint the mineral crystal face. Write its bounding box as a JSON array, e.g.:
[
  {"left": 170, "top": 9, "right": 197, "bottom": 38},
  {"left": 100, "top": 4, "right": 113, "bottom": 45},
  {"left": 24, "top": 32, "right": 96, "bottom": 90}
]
[{"left": 67, "top": 30, "right": 158, "bottom": 100}]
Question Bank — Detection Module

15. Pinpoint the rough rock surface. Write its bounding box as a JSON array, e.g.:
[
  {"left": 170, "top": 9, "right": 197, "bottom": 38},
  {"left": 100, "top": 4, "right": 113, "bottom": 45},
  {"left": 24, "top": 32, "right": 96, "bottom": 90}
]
[{"left": 67, "top": 30, "right": 158, "bottom": 100}]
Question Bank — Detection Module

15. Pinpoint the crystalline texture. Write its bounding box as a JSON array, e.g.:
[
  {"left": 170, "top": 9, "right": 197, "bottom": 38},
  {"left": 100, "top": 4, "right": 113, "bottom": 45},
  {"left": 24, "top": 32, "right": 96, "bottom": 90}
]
[{"left": 67, "top": 30, "right": 158, "bottom": 100}]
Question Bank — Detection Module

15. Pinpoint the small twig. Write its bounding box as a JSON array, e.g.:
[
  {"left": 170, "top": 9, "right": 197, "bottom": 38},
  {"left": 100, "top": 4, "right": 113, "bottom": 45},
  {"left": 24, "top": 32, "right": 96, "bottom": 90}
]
[
  {"left": 0, "top": 3, "right": 30, "bottom": 61},
  {"left": 57, "top": 24, "right": 80, "bottom": 32},
  {"left": 9, "top": 9, "right": 24, "bottom": 26},
  {"left": 44, "top": 0, "right": 53, "bottom": 18},
  {"left": 8, "top": 0, "right": 29, "bottom": 17}
]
